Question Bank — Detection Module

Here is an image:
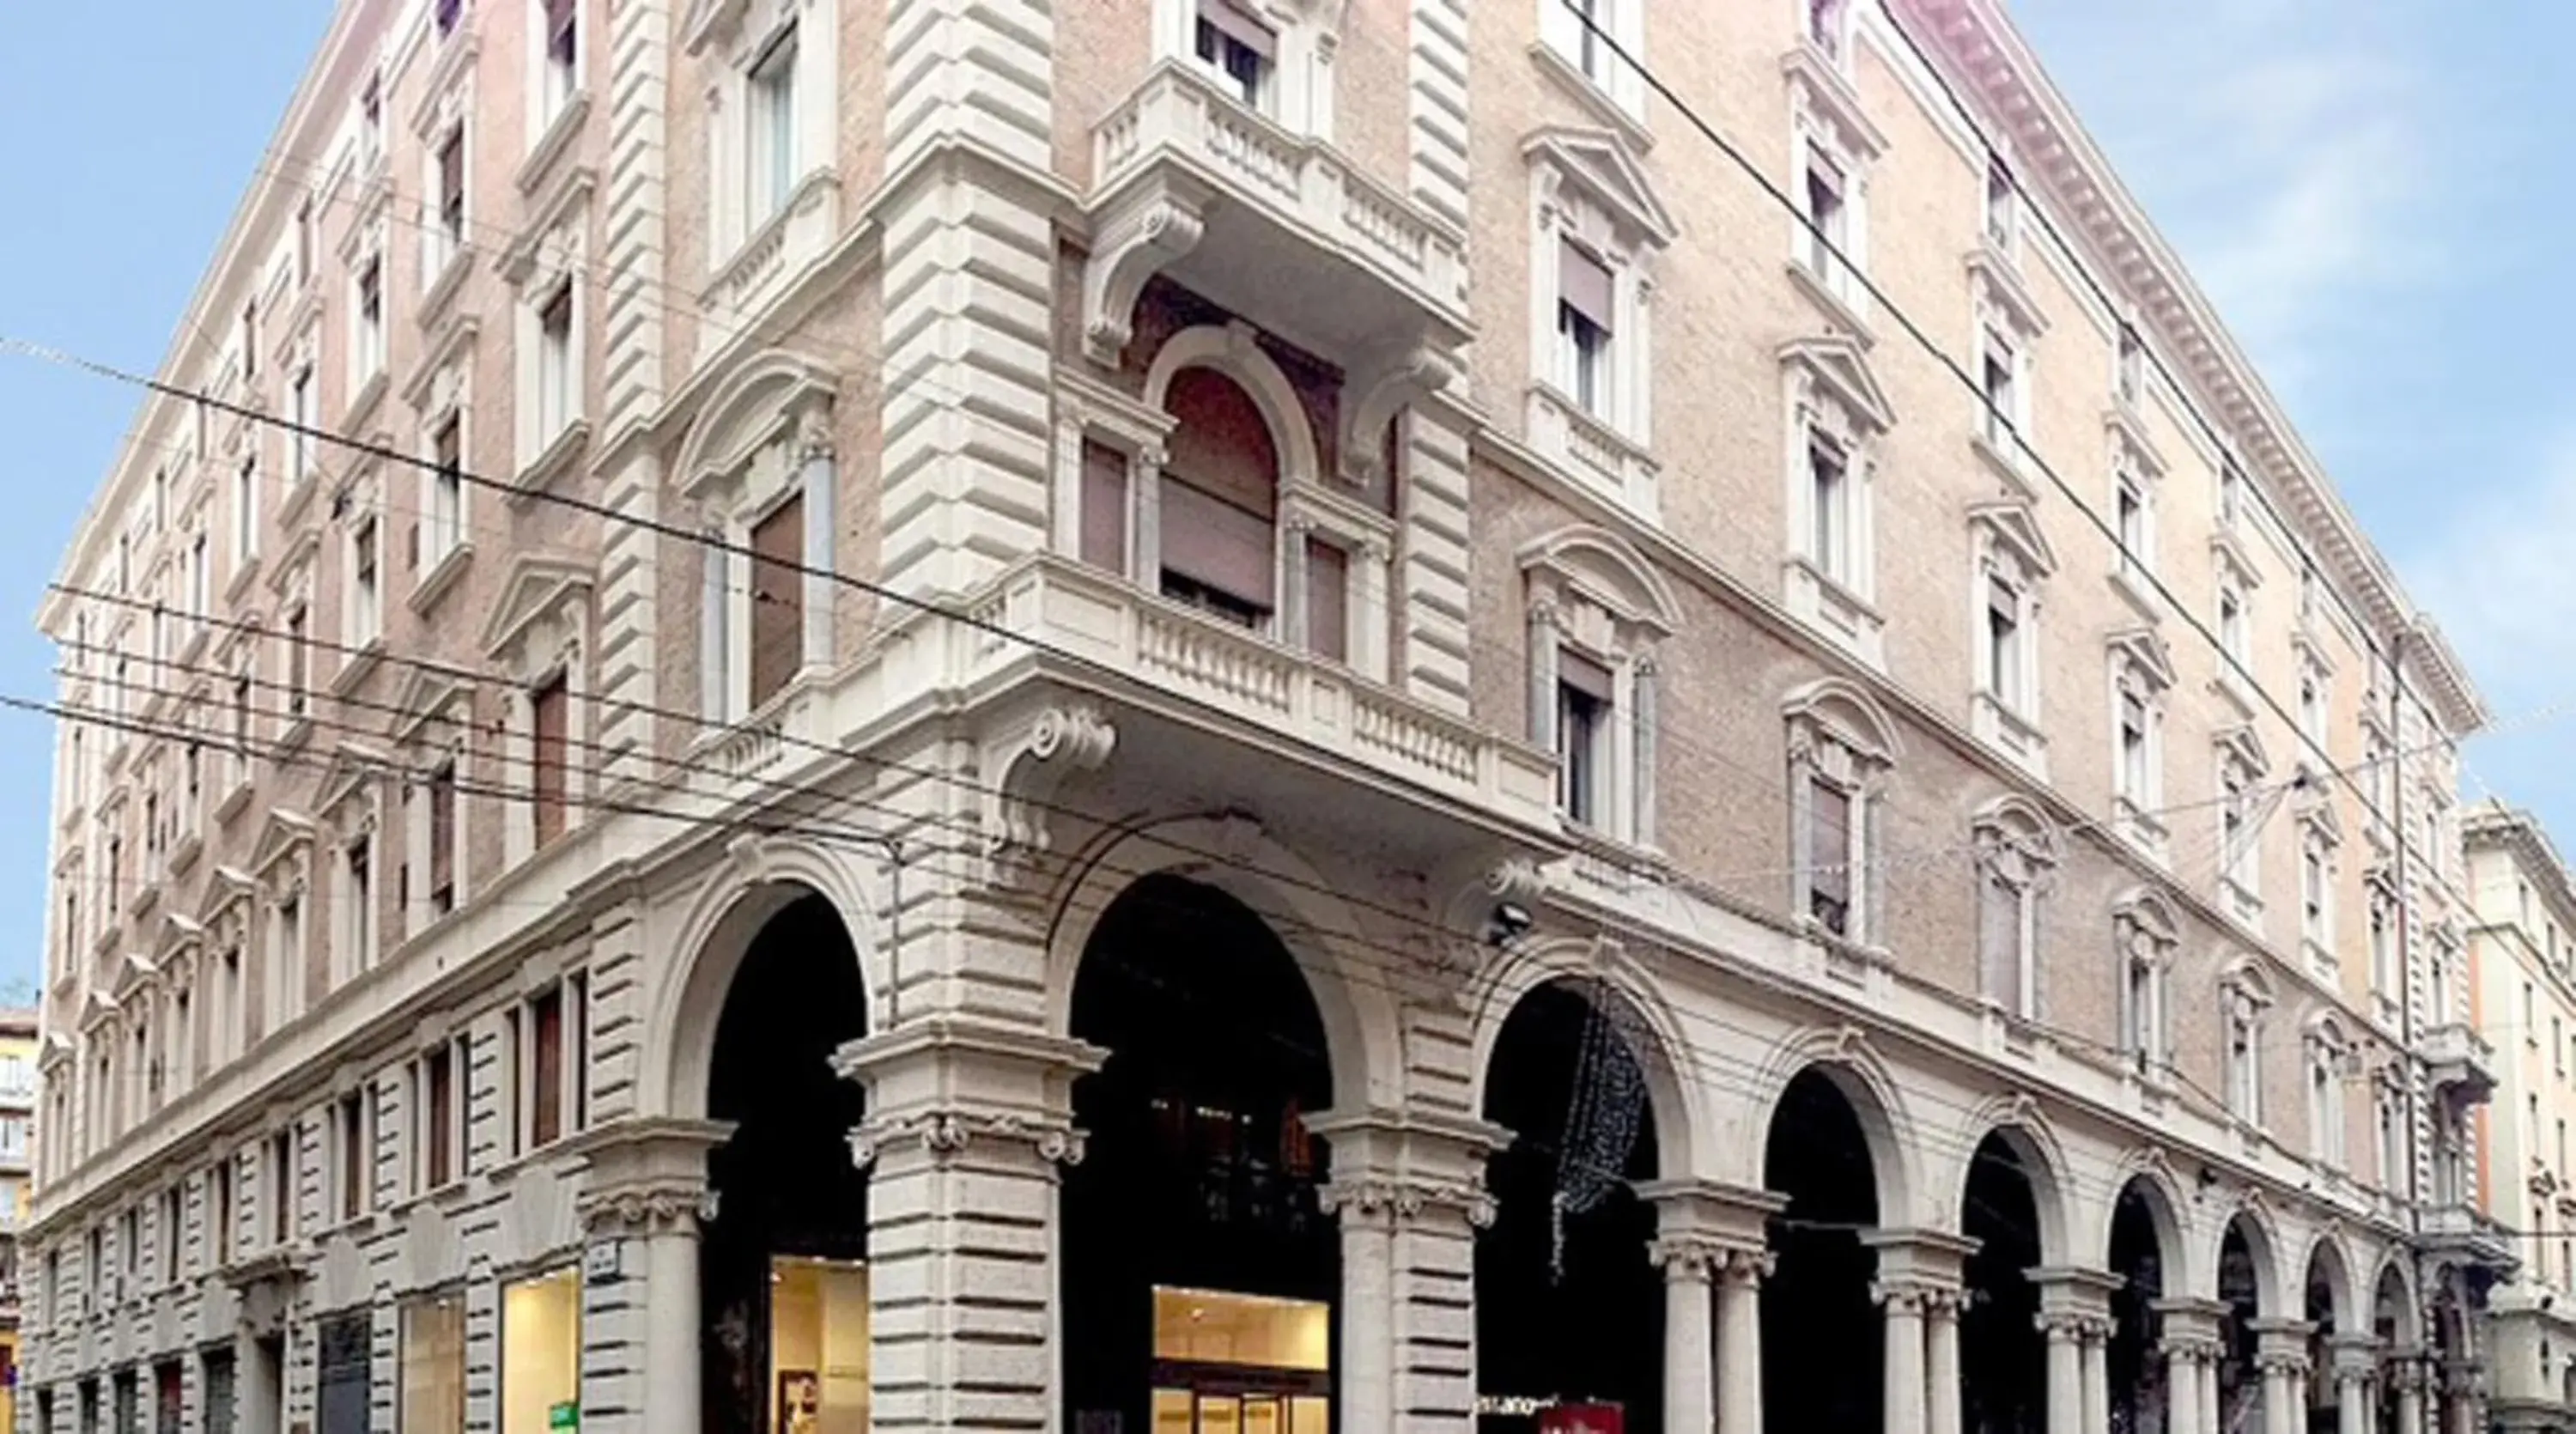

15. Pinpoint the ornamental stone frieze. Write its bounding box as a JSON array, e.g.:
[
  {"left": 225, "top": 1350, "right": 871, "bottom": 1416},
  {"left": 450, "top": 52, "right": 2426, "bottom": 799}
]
[
  {"left": 1317, "top": 1173, "right": 1498, "bottom": 1229},
  {"left": 576, "top": 1181, "right": 716, "bottom": 1239},
  {"left": 846, "top": 1109, "right": 1088, "bottom": 1170}
]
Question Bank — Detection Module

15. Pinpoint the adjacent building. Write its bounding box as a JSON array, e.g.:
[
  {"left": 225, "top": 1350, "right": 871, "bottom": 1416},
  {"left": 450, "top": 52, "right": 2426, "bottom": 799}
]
[
  {"left": 22, "top": 3, "right": 2505, "bottom": 1434},
  {"left": 0, "top": 1006, "right": 33, "bottom": 1433},
  {"left": 2467, "top": 804, "right": 2576, "bottom": 1431}
]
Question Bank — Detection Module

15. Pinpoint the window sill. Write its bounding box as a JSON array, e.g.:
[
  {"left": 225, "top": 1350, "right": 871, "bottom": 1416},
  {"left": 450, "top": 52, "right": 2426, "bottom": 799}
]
[
  {"left": 2302, "top": 937, "right": 2338, "bottom": 982},
  {"left": 1526, "top": 41, "right": 1652, "bottom": 152},
  {"left": 344, "top": 368, "right": 390, "bottom": 434},
  {"left": 702, "top": 167, "right": 841, "bottom": 325},
  {"left": 2107, "top": 562, "right": 2162, "bottom": 625},
  {"left": 1969, "top": 430, "right": 2038, "bottom": 503},
  {"left": 513, "top": 418, "right": 592, "bottom": 504},
  {"left": 331, "top": 636, "right": 386, "bottom": 696},
  {"left": 418, "top": 247, "right": 475, "bottom": 330},
  {"left": 1527, "top": 382, "right": 1658, "bottom": 521},
  {"left": 216, "top": 779, "right": 254, "bottom": 826},
  {"left": 167, "top": 834, "right": 204, "bottom": 881},
  {"left": 2220, "top": 875, "right": 2263, "bottom": 931},
  {"left": 515, "top": 89, "right": 592, "bottom": 197},
  {"left": 2212, "top": 669, "right": 2258, "bottom": 722},
  {"left": 409, "top": 540, "right": 474, "bottom": 617},
  {"left": 1782, "top": 556, "right": 1885, "bottom": 671},
  {"left": 2111, "top": 797, "right": 2169, "bottom": 864},
  {"left": 278, "top": 470, "right": 322, "bottom": 532},
  {"left": 125, "top": 880, "right": 159, "bottom": 922},
  {"left": 1966, "top": 240, "right": 2049, "bottom": 338},
  {"left": 278, "top": 712, "right": 317, "bottom": 759},
  {"left": 1969, "top": 690, "right": 2047, "bottom": 780},
  {"left": 1785, "top": 258, "right": 1874, "bottom": 346}
]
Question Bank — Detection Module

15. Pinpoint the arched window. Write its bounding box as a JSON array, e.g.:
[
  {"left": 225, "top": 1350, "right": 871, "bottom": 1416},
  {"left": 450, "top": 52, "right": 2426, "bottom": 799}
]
[
  {"left": 2219, "top": 961, "right": 2274, "bottom": 1127},
  {"left": 1784, "top": 679, "right": 1899, "bottom": 948},
  {"left": 1158, "top": 367, "right": 1281, "bottom": 627},
  {"left": 2305, "top": 1017, "right": 2350, "bottom": 1170},
  {"left": 1971, "top": 798, "right": 2058, "bottom": 1019},
  {"left": 2113, "top": 890, "right": 2177, "bottom": 1076}
]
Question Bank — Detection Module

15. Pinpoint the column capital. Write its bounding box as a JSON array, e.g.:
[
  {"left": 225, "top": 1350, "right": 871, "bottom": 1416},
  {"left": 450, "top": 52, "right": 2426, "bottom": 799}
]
[
  {"left": 577, "top": 1178, "right": 714, "bottom": 1239},
  {"left": 1633, "top": 1177, "right": 1785, "bottom": 1248},
  {"left": 1307, "top": 1107, "right": 1510, "bottom": 1229},
  {"left": 1316, "top": 1174, "right": 1498, "bottom": 1229},
  {"left": 2327, "top": 1331, "right": 2382, "bottom": 1380},
  {"left": 2035, "top": 1309, "right": 2114, "bottom": 1345},
  {"left": 1648, "top": 1233, "right": 1754, "bottom": 1284},
  {"left": 2157, "top": 1332, "right": 2227, "bottom": 1366},
  {"left": 1861, "top": 1226, "right": 1981, "bottom": 1289},
  {"left": 1873, "top": 1275, "right": 1959, "bottom": 1316},
  {"left": 1719, "top": 1246, "right": 1780, "bottom": 1289}
]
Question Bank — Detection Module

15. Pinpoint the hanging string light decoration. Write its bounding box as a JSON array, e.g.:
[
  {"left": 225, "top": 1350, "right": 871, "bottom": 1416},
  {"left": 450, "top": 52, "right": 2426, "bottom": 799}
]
[{"left": 1550, "top": 977, "right": 1649, "bottom": 1283}]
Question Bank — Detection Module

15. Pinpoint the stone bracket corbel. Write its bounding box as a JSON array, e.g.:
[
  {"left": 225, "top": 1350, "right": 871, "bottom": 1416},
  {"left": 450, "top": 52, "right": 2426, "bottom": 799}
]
[
  {"left": 981, "top": 702, "right": 1118, "bottom": 886},
  {"left": 1339, "top": 343, "right": 1462, "bottom": 486},
  {"left": 1080, "top": 176, "right": 1212, "bottom": 366}
]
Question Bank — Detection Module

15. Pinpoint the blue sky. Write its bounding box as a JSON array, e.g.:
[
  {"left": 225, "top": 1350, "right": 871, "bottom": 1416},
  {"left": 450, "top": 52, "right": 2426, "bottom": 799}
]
[{"left": 0, "top": 1, "right": 2561, "bottom": 993}]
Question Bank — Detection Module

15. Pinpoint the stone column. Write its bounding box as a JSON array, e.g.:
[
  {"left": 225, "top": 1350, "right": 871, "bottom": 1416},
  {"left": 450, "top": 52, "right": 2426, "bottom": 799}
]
[
  {"left": 569, "top": 1117, "right": 727, "bottom": 1434},
  {"left": 1716, "top": 1249, "right": 1773, "bottom": 1434},
  {"left": 2249, "top": 1322, "right": 2315, "bottom": 1434},
  {"left": 1647, "top": 1237, "right": 1722, "bottom": 1434},
  {"left": 2155, "top": 1298, "right": 2233, "bottom": 1434},
  {"left": 835, "top": 1019, "right": 1102, "bottom": 1434},
  {"left": 1878, "top": 1282, "right": 1930, "bottom": 1434},
  {"left": 2081, "top": 1316, "right": 2112, "bottom": 1434},
  {"left": 1310, "top": 1109, "right": 1512, "bottom": 1434},
  {"left": 2330, "top": 1335, "right": 2380, "bottom": 1434},
  {"left": 2039, "top": 1314, "right": 2087, "bottom": 1434},
  {"left": 1925, "top": 1289, "right": 1963, "bottom": 1434},
  {"left": 1861, "top": 1230, "right": 1978, "bottom": 1434}
]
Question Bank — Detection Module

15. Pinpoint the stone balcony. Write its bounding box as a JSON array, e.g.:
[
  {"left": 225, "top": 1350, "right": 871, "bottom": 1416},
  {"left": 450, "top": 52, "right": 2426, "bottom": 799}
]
[
  {"left": 1081, "top": 61, "right": 1472, "bottom": 368},
  {"left": 2421, "top": 1200, "right": 2518, "bottom": 1275},
  {"left": 2419, "top": 1020, "right": 2499, "bottom": 1103},
  {"left": 953, "top": 554, "right": 1558, "bottom": 842}
]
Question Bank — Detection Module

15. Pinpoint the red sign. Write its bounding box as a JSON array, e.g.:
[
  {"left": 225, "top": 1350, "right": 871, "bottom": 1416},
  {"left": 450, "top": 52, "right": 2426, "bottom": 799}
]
[{"left": 1538, "top": 1405, "right": 1624, "bottom": 1434}]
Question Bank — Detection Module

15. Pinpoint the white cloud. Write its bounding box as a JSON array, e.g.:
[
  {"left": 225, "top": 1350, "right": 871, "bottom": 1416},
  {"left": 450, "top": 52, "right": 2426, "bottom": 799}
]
[{"left": 2409, "top": 435, "right": 2576, "bottom": 705}]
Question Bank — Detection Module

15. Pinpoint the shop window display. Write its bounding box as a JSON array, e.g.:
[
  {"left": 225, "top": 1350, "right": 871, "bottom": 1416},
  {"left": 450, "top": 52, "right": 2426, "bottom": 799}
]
[{"left": 502, "top": 1268, "right": 580, "bottom": 1434}]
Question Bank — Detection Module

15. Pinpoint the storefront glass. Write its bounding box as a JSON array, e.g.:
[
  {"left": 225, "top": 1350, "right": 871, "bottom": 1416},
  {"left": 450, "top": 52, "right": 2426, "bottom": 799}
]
[
  {"left": 501, "top": 1268, "right": 581, "bottom": 1434},
  {"left": 403, "top": 1292, "right": 468, "bottom": 1434},
  {"left": 1148, "top": 1287, "right": 1330, "bottom": 1434},
  {"left": 766, "top": 1257, "right": 867, "bottom": 1434}
]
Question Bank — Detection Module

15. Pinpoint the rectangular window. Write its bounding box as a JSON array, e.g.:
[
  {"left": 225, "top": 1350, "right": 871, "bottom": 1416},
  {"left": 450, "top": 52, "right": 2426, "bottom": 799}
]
[
  {"left": 2117, "top": 692, "right": 2149, "bottom": 803},
  {"left": 536, "top": 282, "right": 574, "bottom": 442},
  {"left": 211, "top": 1156, "right": 235, "bottom": 1267},
  {"left": 501, "top": 1269, "right": 581, "bottom": 1434},
  {"left": 2301, "top": 844, "right": 2326, "bottom": 943},
  {"left": 428, "top": 761, "right": 458, "bottom": 916},
  {"left": 1978, "top": 868, "right": 2026, "bottom": 1014},
  {"left": 748, "top": 25, "right": 799, "bottom": 219},
  {"left": 421, "top": 1041, "right": 457, "bottom": 1189},
  {"left": 530, "top": 986, "right": 564, "bottom": 1149},
  {"left": 1557, "top": 239, "right": 1613, "bottom": 416},
  {"left": 1985, "top": 574, "right": 2022, "bottom": 710},
  {"left": 435, "top": 127, "right": 466, "bottom": 258},
  {"left": 429, "top": 414, "right": 464, "bottom": 562},
  {"left": 543, "top": 0, "right": 580, "bottom": 113},
  {"left": 347, "top": 835, "right": 374, "bottom": 971},
  {"left": 1808, "top": 778, "right": 1852, "bottom": 936},
  {"left": 749, "top": 491, "right": 806, "bottom": 709},
  {"left": 241, "top": 301, "right": 258, "bottom": 382},
  {"left": 1303, "top": 536, "right": 1348, "bottom": 665},
  {"left": 2114, "top": 477, "right": 2148, "bottom": 573},
  {"left": 532, "top": 673, "right": 568, "bottom": 846},
  {"left": 266, "top": 1129, "right": 293, "bottom": 1246},
  {"left": 1980, "top": 335, "right": 2017, "bottom": 445},
  {"left": 1157, "top": 478, "right": 1274, "bottom": 627},
  {"left": 403, "top": 1293, "right": 468, "bottom": 1434},
  {"left": 234, "top": 456, "right": 260, "bottom": 567},
  {"left": 1194, "top": 0, "right": 1274, "bottom": 108},
  {"left": 351, "top": 518, "right": 381, "bottom": 645},
  {"left": 286, "top": 604, "right": 311, "bottom": 717},
  {"left": 356, "top": 257, "right": 385, "bottom": 380},
  {"left": 160, "top": 1185, "right": 181, "bottom": 1284},
  {"left": 435, "top": 0, "right": 465, "bottom": 36},
  {"left": 295, "top": 202, "right": 315, "bottom": 284},
  {"left": 337, "top": 1091, "right": 365, "bottom": 1223},
  {"left": 2221, "top": 465, "right": 2246, "bottom": 529},
  {"left": 1808, "top": 0, "right": 1845, "bottom": 59},
  {"left": 1808, "top": 434, "right": 1850, "bottom": 582},
  {"left": 2117, "top": 326, "right": 2143, "bottom": 404},
  {"left": 1557, "top": 650, "right": 1612, "bottom": 828},
  {"left": 290, "top": 368, "right": 315, "bottom": 483},
  {"left": 1078, "top": 440, "right": 1130, "bottom": 574},
  {"left": 1803, "top": 146, "right": 1846, "bottom": 283},
  {"left": 1984, "top": 153, "right": 2016, "bottom": 248},
  {"left": 2219, "top": 588, "right": 2248, "bottom": 665}
]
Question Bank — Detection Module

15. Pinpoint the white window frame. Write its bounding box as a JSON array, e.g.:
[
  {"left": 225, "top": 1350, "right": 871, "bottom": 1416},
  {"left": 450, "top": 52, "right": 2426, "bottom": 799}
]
[
  {"left": 688, "top": 401, "right": 836, "bottom": 725},
  {"left": 1781, "top": 338, "right": 1893, "bottom": 668},
  {"left": 2299, "top": 819, "right": 2336, "bottom": 968},
  {"left": 350, "top": 252, "right": 386, "bottom": 392},
  {"left": 2216, "top": 734, "right": 2269, "bottom": 927},
  {"left": 697, "top": 0, "right": 842, "bottom": 301},
  {"left": 1524, "top": 133, "right": 1674, "bottom": 521},
  {"left": 2306, "top": 1018, "right": 2350, "bottom": 1170},
  {"left": 1971, "top": 799, "right": 2058, "bottom": 1023},
  {"left": 1151, "top": 0, "right": 1338, "bottom": 137},
  {"left": 1520, "top": 529, "right": 1675, "bottom": 851},
  {"left": 1785, "top": 680, "right": 1899, "bottom": 950},
  {"left": 1983, "top": 149, "right": 2020, "bottom": 256},
  {"left": 346, "top": 509, "right": 383, "bottom": 650},
  {"left": 423, "top": 406, "right": 469, "bottom": 577},
  {"left": 532, "top": 0, "right": 582, "bottom": 137},
  {"left": 1538, "top": 0, "right": 1643, "bottom": 119},
  {"left": 1806, "top": 0, "right": 1852, "bottom": 66},
  {"left": 2221, "top": 965, "right": 2273, "bottom": 1128},
  {"left": 2113, "top": 892, "right": 2177, "bottom": 1078},
  {"left": 1968, "top": 504, "right": 2053, "bottom": 776}
]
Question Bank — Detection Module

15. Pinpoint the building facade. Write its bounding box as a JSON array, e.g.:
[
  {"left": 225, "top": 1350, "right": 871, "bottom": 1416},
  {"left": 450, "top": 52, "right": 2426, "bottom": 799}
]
[
  {"left": 2466, "top": 805, "right": 2576, "bottom": 1432},
  {"left": 22, "top": 2, "right": 2506, "bottom": 1434},
  {"left": 0, "top": 1007, "right": 34, "bottom": 1434}
]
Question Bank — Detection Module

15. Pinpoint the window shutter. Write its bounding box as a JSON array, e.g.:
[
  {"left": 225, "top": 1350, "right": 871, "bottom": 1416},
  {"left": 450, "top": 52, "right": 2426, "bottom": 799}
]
[
  {"left": 427, "top": 765, "right": 455, "bottom": 906},
  {"left": 1304, "top": 537, "right": 1347, "bottom": 663},
  {"left": 530, "top": 988, "right": 562, "bottom": 1148},
  {"left": 1157, "top": 479, "right": 1275, "bottom": 613},
  {"left": 1558, "top": 647, "right": 1613, "bottom": 703},
  {"left": 1199, "top": 0, "right": 1278, "bottom": 58},
  {"left": 531, "top": 676, "right": 568, "bottom": 846},
  {"left": 749, "top": 492, "right": 806, "bottom": 708},
  {"left": 1079, "top": 441, "right": 1130, "bottom": 573},
  {"left": 1558, "top": 238, "right": 1615, "bottom": 333}
]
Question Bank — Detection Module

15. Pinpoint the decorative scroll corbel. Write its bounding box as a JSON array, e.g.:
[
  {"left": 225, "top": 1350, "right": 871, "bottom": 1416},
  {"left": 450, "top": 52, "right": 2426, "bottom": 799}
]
[
  {"left": 983, "top": 703, "right": 1118, "bottom": 887},
  {"left": 1081, "top": 184, "right": 1212, "bottom": 365},
  {"left": 1340, "top": 343, "right": 1461, "bottom": 486}
]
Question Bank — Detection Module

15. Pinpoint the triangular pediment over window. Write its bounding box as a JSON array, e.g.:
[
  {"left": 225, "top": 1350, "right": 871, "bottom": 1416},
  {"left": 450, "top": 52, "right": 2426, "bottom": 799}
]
[
  {"left": 2215, "top": 722, "right": 2270, "bottom": 776},
  {"left": 2293, "top": 770, "right": 2346, "bottom": 845},
  {"left": 1968, "top": 500, "right": 2057, "bottom": 578},
  {"left": 479, "top": 551, "right": 595, "bottom": 661},
  {"left": 394, "top": 665, "right": 476, "bottom": 747},
  {"left": 1524, "top": 126, "right": 1677, "bottom": 247},
  {"left": 314, "top": 742, "right": 394, "bottom": 825},
  {"left": 2107, "top": 627, "right": 2175, "bottom": 690},
  {"left": 78, "top": 989, "right": 119, "bottom": 1032},
  {"left": 196, "top": 864, "right": 258, "bottom": 929},
  {"left": 1780, "top": 334, "right": 1896, "bottom": 435},
  {"left": 112, "top": 951, "right": 160, "bottom": 1002},
  {"left": 249, "top": 808, "right": 320, "bottom": 879}
]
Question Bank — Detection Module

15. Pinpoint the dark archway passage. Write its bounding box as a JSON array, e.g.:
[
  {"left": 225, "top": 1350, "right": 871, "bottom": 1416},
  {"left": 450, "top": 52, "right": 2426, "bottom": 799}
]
[
  {"left": 1763, "top": 1068, "right": 1881, "bottom": 1434},
  {"left": 2217, "top": 1221, "right": 2264, "bottom": 1434},
  {"left": 2106, "top": 1182, "right": 2167, "bottom": 1434},
  {"left": 1477, "top": 979, "right": 1664, "bottom": 1433},
  {"left": 2372, "top": 1266, "right": 2410, "bottom": 1434},
  {"left": 1063, "top": 873, "right": 1340, "bottom": 1434},
  {"left": 700, "top": 891, "right": 872, "bottom": 1434},
  {"left": 1962, "top": 1134, "right": 2045, "bottom": 1434},
  {"left": 2304, "top": 1254, "right": 2342, "bottom": 1434}
]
